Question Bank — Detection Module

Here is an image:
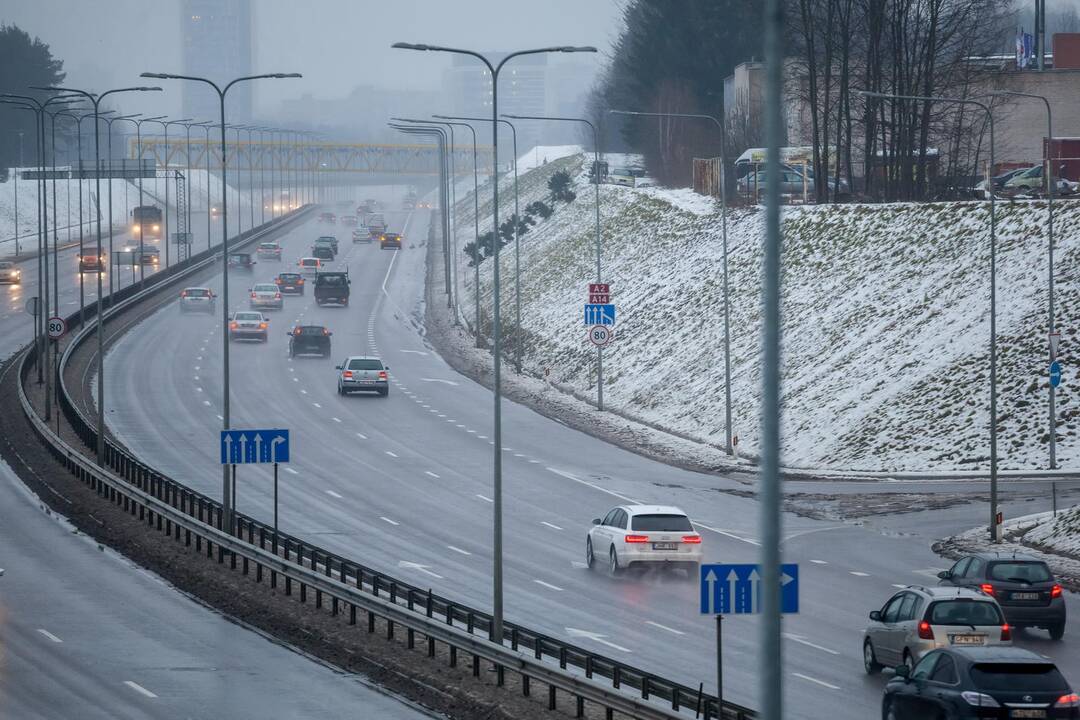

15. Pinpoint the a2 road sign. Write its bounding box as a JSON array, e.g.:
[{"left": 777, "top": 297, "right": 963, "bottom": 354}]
[
  {"left": 700, "top": 563, "right": 799, "bottom": 615},
  {"left": 220, "top": 428, "right": 290, "bottom": 464},
  {"left": 47, "top": 316, "right": 68, "bottom": 340}
]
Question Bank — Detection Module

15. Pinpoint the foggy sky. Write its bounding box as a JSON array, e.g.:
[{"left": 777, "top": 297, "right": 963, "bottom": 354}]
[{"left": 2, "top": 0, "right": 623, "bottom": 122}]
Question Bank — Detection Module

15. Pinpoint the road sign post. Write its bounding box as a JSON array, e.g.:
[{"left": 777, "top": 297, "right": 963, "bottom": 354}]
[{"left": 584, "top": 284, "right": 614, "bottom": 412}]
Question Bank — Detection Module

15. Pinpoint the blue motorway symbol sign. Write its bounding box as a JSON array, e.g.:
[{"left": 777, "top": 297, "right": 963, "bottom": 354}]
[
  {"left": 220, "top": 428, "right": 290, "bottom": 465},
  {"left": 1050, "top": 361, "right": 1062, "bottom": 388},
  {"left": 700, "top": 563, "right": 799, "bottom": 615},
  {"left": 584, "top": 303, "right": 616, "bottom": 326}
]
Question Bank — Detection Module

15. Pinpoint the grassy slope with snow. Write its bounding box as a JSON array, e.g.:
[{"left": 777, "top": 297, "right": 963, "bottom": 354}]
[
  {"left": 453, "top": 154, "right": 1080, "bottom": 472},
  {"left": 1027, "top": 505, "right": 1080, "bottom": 557}
]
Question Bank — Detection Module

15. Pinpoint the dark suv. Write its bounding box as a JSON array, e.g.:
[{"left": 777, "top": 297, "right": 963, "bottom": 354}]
[
  {"left": 312, "top": 241, "right": 334, "bottom": 260},
  {"left": 882, "top": 646, "right": 1079, "bottom": 719},
  {"left": 313, "top": 271, "right": 350, "bottom": 306},
  {"left": 287, "top": 325, "right": 332, "bottom": 358},
  {"left": 939, "top": 553, "right": 1066, "bottom": 640},
  {"left": 227, "top": 252, "right": 256, "bottom": 271},
  {"left": 275, "top": 272, "right": 305, "bottom": 296}
]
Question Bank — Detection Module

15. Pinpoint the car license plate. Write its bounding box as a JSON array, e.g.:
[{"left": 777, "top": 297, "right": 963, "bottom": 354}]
[
  {"left": 1012, "top": 592, "right": 1039, "bottom": 600},
  {"left": 1010, "top": 710, "right": 1046, "bottom": 719},
  {"left": 652, "top": 543, "right": 677, "bottom": 551},
  {"left": 949, "top": 634, "right": 984, "bottom": 645}
]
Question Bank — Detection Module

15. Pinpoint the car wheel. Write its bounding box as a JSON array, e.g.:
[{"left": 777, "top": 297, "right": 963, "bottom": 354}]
[
  {"left": 585, "top": 537, "right": 595, "bottom": 570},
  {"left": 379, "top": 388, "right": 389, "bottom": 397},
  {"left": 882, "top": 700, "right": 898, "bottom": 720},
  {"left": 608, "top": 547, "right": 622, "bottom": 577},
  {"left": 863, "top": 640, "right": 882, "bottom": 675},
  {"left": 902, "top": 649, "right": 914, "bottom": 672},
  {"left": 337, "top": 384, "right": 344, "bottom": 396},
  {"left": 1049, "top": 623, "right": 1065, "bottom": 641}
]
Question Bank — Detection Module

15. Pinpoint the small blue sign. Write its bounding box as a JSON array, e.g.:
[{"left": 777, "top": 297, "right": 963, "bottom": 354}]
[
  {"left": 584, "top": 303, "right": 616, "bottom": 326},
  {"left": 1050, "top": 361, "right": 1062, "bottom": 388},
  {"left": 220, "top": 428, "right": 290, "bottom": 465},
  {"left": 700, "top": 563, "right": 799, "bottom": 615}
]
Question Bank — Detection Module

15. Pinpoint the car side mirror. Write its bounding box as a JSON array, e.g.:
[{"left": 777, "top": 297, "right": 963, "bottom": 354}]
[
  {"left": 285, "top": 332, "right": 291, "bottom": 337},
  {"left": 334, "top": 365, "right": 342, "bottom": 370},
  {"left": 894, "top": 665, "right": 910, "bottom": 680},
  {"left": 869, "top": 610, "right": 882, "bottom": 622},
  {"left": 384, "top": 366, "right": 389, "bottom": 371},
  {"left": 592, "top": 518, "right": 601, "bottom": 525},
  {"left": 937, "top": 570, "right": 951, "bottom": 580}
]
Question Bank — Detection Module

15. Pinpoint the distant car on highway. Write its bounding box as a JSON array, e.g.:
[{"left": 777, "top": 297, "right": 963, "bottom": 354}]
[
  {"left": 79, "top": 252, "right": 106, "bottom": 273},
  {"left": 124, "top": 245, "right": 160, "bottom": 266},
  {"left": 318, "top": 211, "right": 336, "bottom": 223},
  {"left": 317, "top": 235, "right": 339, "bottom": 254},
  {"left": 863, "top": 586, "right": 1011, "bottom": 675},
  {"left": 178, "top": 287, "right": 216, "bottom": 313},
  {"left": 0, "top": 261, "right": 21, "bottom": 284},
  {"left": 275, "top": 271, "right": 306, "bottom": 296},
  {"left": 366, "top": 213, "right": 387, "bottom": 235},
  {"left": 352, "top": 228, "right": 373, "bottom": 243},
  {"left": 341, "top": 215, "right": 358, "bottom": 227},
  {"left": 298, "top": 257, "right": 321, "bottom": 275},
  {"left": 336, "top": 356, "right": 389, "bottom": 396},
  {"left": 256, "top": 241, "right": 282, "bottom": 260},
  {"left": 228, "top": 252, "right": 256, "bottom": 271},
  {"left": 586, "top": 505, "right": 701, "bottom": 577},
  {"left": 880, "top": 646, "right": 1079, "bottom": 720},
  {"left": 228, "top": 311, "right": 269, "bottom": 342},
  {"left": 379, "top": 232, "right": 403, "bottom": 250},
  {"left": 314, "top": 270, "right": 350, "bottom": 306},
  {"left": 287, "top": 325, "right": 332, "bottom": 358},
  {"left": 938, "top": 552, "right": 1066, "bottom": 640},
  {"left": 312, "top": 242, "right": 334, "bottom": 260},
  {"left": 249, "top": 282, "right": 283, "bottom": 310}
]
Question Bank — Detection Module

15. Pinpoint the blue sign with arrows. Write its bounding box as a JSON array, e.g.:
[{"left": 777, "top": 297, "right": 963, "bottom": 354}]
[
  {"left": 220, "top": 428, "right": 290, "bottom": 465},
  {"left": 700, "top": 563, "right": 799, "bottom": 615},
  {"left": 584, "top": 303, "right": 616, "bottom": 326},
  {"left": 1050, "top": 361, "right": 1062, "bottom": 388}
]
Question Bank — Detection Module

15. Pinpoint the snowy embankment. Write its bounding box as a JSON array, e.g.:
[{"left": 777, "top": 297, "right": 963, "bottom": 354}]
[{"left": 452, "top": 151, "right": 1080, "bottom": 473}]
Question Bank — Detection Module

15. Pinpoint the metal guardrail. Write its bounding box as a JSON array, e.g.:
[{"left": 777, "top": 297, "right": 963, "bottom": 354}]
[{"left": 32, "top": 207, "right": 754, "bottom": 720}]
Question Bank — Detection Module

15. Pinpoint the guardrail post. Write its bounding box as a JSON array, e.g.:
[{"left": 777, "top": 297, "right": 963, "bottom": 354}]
[
  {"left": 560, "top": 647, "right": 567, "bottom": 669},
  {"left": 407, "top": 589, "right": 414, "bottom": 611},
  {"left": 614, "top": 666, "right": 621, "bottom": 689},
  {"left": 472, "top": 654, "right": 480, "bottom": 677},
  {"left": 373, "top": 575, "right": 380, "bottom": 598},
  {"left": 368, "top": 610, "right": 375, "bottom": 633},
  {"left": 256, "top": 561, "right": 262, "bottom": 583},
  {"left": 390, "top": 582, "right": 397, "bottom": 605},
  {"left": 285, "top": 575, "right": 292, "bottom": 596},
  {"left": 300, "top": 582, "right": 307, "bottom": 604},
  {"left": 548, "top": 686, "right": 557, "bottom": 711},
  {"left": 575, "top": 696, "right": 584, "bottom": 718},
  {"left": 446, "top": 603, "right": 454, "bottom": 627},
  {"left": 522, "top": 675, "right": 530, "bottom": 697},
  {"left": 331, "top": 596, "right": 338, "bottom": 616},
  {"left": 585, "top": 656, "right": 593, "bottom": 679},
  {"left": 407, "top": 627, "right": 414, "bottom": 649},
  {"left": 511, "top": 627, "right": 518, "bottom": 651},
  {"left": 349, "top": 604, "right": 357, "bottom": 625},
  {"left": 449, "top": 645, "right": 457, "bottom": 668},
  {"left": 467, "top": 611, "right": 474, "bottom": 634},
  {"left": 496, "top": 665, "right": 504, "bottom": 687},
  {"left": 642, "top": 676, "right": 649, "bottom": 700},
  {"left": 426, "top": 589, "right": 433, "bottom": 618},
  {"left": 386, "top": 618, "right": 394, "bottom": 640}
]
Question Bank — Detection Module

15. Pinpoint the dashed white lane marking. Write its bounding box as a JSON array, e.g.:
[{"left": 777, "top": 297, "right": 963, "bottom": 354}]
[
  {"left": 541, "top": 521, "right": 563, "bottom": 531},
  {"left": 792, "top": 673, "right": 839, "bottom": 690},
  {"left": 810, "top": 560, "right": 828, "bottom": 565},
  {"left": 692, "top": 520, "right": 760, "bottom": 547},
  {"left": 466, "top": 429, "right": 476, "bottom": 434},
  {"left": 284, "top": 467, "right": 298, "bottom": 475},
  {"left": 478, "top": 435, "right": 488, "bottom": 440},
  {"left": 420, "top": 377, "right": 459, "bottom": 385},
  {"left": 300, "top": 389, "right": 308, "bottom": 394},
  {"left": 195, "top": 387, "right": 204, "bottom": 393},
  {"left": 645, "top": 621, "right": 685, "bottom": 636},
  {"left": 124, "top": 681, "right": 158, "bottom": 698},
  {"left": 400, "top": 349, "right": 427, "bottom": 355},
  {"left": 312, "top": 402, "right": 322, "bottom": 408},
  {"left": 783, "top": 632, "right": 839, "bottom": 655},
  {"left": 546, "top": 467, "right": 639, "bottom": 504},
  {"left": 325, "top": 490, "right": 343, "bottom": 499},
  {"left": 37, "top": 629, "right": 62, "bottom": 643},
  {"left": 513, "top": 453, "right": 525, "bottom": 458},
  {"left": 332, "top": 417, "right": 341, "bottom": 423},
  {"left": 892, "top": 584, "right": 907, "bottom": 589},
  {"left": 355, "top": 432, "right": 367, "bottom": 439},
  {"left": 385, "top": 451, "right": 398, "bottom": 458},
  {"left": 193, "top": 375, "right": 200, "bottom": 381},
  {"left": 849, "top": 571, "right": 870, "bottom": 577},
  {"left": 475, "top": 494, "right": 493, "bottom": 503},
  {"left": 197, "top": 356, "right": 203, "bottom": 360},
  {"left": 194, "top": 366, "right": 200, "bottom": 371},
  {"left": 425, "top": 471, "right": 440, "bottom": 478},
  {"left": 380, "top": 516, "right": 400, "bottom": 526},
  {"left": 292, "top": 377, "right": 299, "bottom": 382},
  {"left": 216, "top": 414, "right": 223, "bottom": 420},
  {"left": 202, "top": 400, "right": 211, "bottom": 406},
  {"left": 534, "top": 579, "right": 564, "bottom": 592},
  {"left": 447, "top": 545, "right": 471, "bottom": 556},
  {"left": 437, "top": 414, "right": 446, "bottom": 418},
  {"left": 528, "top": 459, "right": 540, "bottom": 464}
]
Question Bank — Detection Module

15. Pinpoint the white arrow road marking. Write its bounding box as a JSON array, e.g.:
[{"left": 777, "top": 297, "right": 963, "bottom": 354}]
[
  {"left": 380, "top": 516, "right": 399, "bottom": 526},
  {"left": 398, "top": 561, "right": 443, "bottom": 579},
  {"left": 792, "top": 673, "right": 840, "bottom": 690},
  {"left": 644, "top": 621, "right": 685, "bottom": 636},
  {"left": 810, "top": 559, "right": 828, "bottom": 565},
  {"left": 203, "top": 400, "right": 211, "bottom": 406},
  {"left": 124, "top": 681, "right": 158, "bottom": 698},
  {"left": 783, "top": 632, "right": 839, "bottom": 655},
  {"left": 37, "top": 629, "right": 62, "bottom": 643},
  {"left": 325, "top": 490, "right": 343, "bottom": 499},
  {"left": 565, "top": 628, "right": 631, "bottom": 653},
  {"left": 420, "top": 378, "right": 459, "bottom": 385},
  {"left": 534, "top": 580, "right": 564, "bottom": 591},
  {"left": 400, "top": 349, "right": 427, "bottom": 355},
  {"left": 541, "top": 521, "right": 563, "bottom": 530}
]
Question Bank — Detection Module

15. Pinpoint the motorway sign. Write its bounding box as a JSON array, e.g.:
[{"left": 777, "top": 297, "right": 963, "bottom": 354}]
[
  {"left": 220, "top": 428, "right": 290, "bottom": 465},
  {"left": 589, "top": 292, "right": 610, "bottom": 304},
  {"left": 1050, "top": 361, "right": 1062, "bottom": 388},
  {"left": 588, "top": 325, "right": 613, "bottom": 347},
  {"left": 46, "top": 316, "right": 68, "bottom": 340},
  {"left": 589, "top": 283, "right": 609, "bottom": 294},
  {"left": 700, "top": 563, "right": 799, "bottom": 615},
  {"left": 584, "top": 304, "right": 616, "bottom": 326}
]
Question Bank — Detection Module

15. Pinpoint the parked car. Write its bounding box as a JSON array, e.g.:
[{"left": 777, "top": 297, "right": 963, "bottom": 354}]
[
  {"left": 881, "top": 646, "right": 1079, "bottom": 720},
  {"left": 938, "top": 553, "right": 1066, "bottom": 640},
  {"left": 586, "top": 505, "right": 702, "bottom": 577},
  {"left": 287, "top": 325, "right": 331, "bottom": 358},
  {"left": 1005, "top": 164, "right": 1047, "bottom": 193},
  {"left": 178, "top": 287, "right": 216, "bottom": 313},
  {"left": 737, "top": 167, "right": 848, "bottom": 198}
]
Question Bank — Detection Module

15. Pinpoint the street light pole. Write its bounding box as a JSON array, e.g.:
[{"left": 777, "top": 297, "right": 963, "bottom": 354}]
[
  {"left": 106, "top": 114, "right": 144, "bottom": 293},
  {"left": 610, "top": 109, "right": 733, "bottom": 452},
  {"left": 132, "top": 116, "right": 167, "bottom": 287},
  {"left": 394, "top": 41, "right": 597, "bottom": 645},
  {"left": 183, "top": 121, "right": 211, "bottom": 253},
  {"left": 142, "top": 71, "right": 301, "bottom": 534},
  {"left": 145, "top": 117, "right": 194, "bottom": 269}
]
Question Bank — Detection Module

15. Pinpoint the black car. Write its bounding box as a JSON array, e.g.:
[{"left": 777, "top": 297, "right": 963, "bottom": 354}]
[
  {"left": 313, "top": 271, "right": 350, "bottom": 306},
  {"left": 227, "top": 252, "right": 256, "bottom": 271},
  {"left": 882, "top": 646, "right": 1079, "bottom": 719},
  {"left": 275, "top": 272, "right": 305, "bottom": 296},
  {"left": 312, "top": 242, "right": 334, "bottom": 260},
  {"left": 317, "top": 235, "right": 339, "bottom": 253},
  {"left": 939, "top": 553, "right": 1066, "bottom": 640},
  {"left": 287, "top": 325, "right": 332, "bottom": 358}
]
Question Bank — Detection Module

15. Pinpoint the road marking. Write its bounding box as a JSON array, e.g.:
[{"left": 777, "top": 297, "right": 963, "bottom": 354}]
[
  {"left": 810, "top": 559, "right": 829, "bottom": 565},
  {"left": 645, "top": 621, "right": 685, "bottom": 636},
  {"left": 420, "top": 377, "right": 459, "bottom": 386},
  {"left": 892, "top": 584, "right": 907, "bottom": 589},
  {"left": 380, "top": 516, "right": 400, "bottom": 526},
  {"left": 398, "top": 560, "right": 443, "bottom": 579},
  {"left": 356, "top": 432, "right": 367, "bottom": 439},
  {"left": 849, "top": 571, "right": 870, "bottom": 577},
  {"left": 565, "top": 627, "right": 631, "bottom": 653},
  {"left": 385, "top": 450, "right": 398, "bottom": 458},
  {"left": 312, "top": 402, "right": 322, "bottom": 408},
  {"left": 792, "top": 673, "right": 839, "bottom": 690},
  {"left": 447, "top": 545, "right": 471, "bottom": 556},
  {"left": 528, "top": 459, "right": 540, "bottom": 464},
  {"left": 692, "top": 520, "right": 760, "bottom": 546},
  {"left": 466, "top": 429, "right": 476, "bottom": 434},
  {"left": 292, "top": 377, "right": 299, "bottom": 382},
  {"left": 216, "top": 414, "right": 223, "bottom": 420},
  {"left": 37, "top": 629, "right": 62, "bottom": 643},
  {"left": 195, "top": 387, "right": 203, "bottom": 393},
  {"left": 534, "top": 579, "right": 564, "bottom": 592},
  {"left": 193, "top": 375, "right": 200, "bottom": 381},
  {"left": 912, "top": 568, "right": 947, "bottom": 579},
  {"left": 284, "top": 467, "right": 298, "bottom": 475},
  {"left": 332, "top": 417, "right": 341, "bottom": 423},
  {"left": 478, "top": 435, "right": 488, "bottom": 440},
  {"left": 541, "top": 521, "right": 563, "bottom": 531},
  {"left": 783, "top": 632, "right": 839, "bottom": 655},
  {"left": 545, "top": 467, "right": 640, "bottom": 504},
  {"left": 514, "top": 453, "right": 525, "bottom": 458},
  {"left": 400, "top": 349, "right": 428, "bottom": 355},
  {"left": 325, "top": 490, "right": 343, "bottom": 499},
  {"left": 476, "top": 494, "right": 493, "bottom": 503},
  {"left": 425, "top": 471, "right": 440, "bottom": 478},
  {"left": 124, "top": 681, "right": 158, "bottom": 698},
  {"left": 300, "top": 389, "right": 308, "bottom": 394},
  {"left": 202, "top": 400, "right": 211, "bottom": 406}
]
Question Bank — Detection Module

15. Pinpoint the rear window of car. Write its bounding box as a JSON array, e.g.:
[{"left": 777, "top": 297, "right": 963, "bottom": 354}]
[
  {"left": 234, "top": 312, "right": 261, "bottom": 321},
  {"left": 318, "top": 275, "right": 346, "bottom": 286},
  {"left": 970, "top": 664, "right": 1068, "bottom": 692},
  {"left": 347, "top": 359, "right": 383, "bottom": 370},
  {"left": 319, "top": 236, "right": 335, "bottom": 242},
  {"left": 630, "top": 514, "right": 693, "bottom": 532},
  {"left": 278, "top": 273, "right": 300, "bottom": 281},
  {"left": 297, "top": 326, "right": 326, "bottom": 335},
  {"left": 184, "top": 288, "right": 209, "bottom": 297},
  {"left": 230, "top": 254, "right": 249, "bottom": 261},
  {"left": 926, "top": 600, "right": 1003, "bottom": 626},
  {"left": 989, "top": 562, "right": 1052, "bottom": 583},
  {"left": 259, "top": 243, "right": 278, "bottom": 249},
  {"left": 300, "top": 259, "right": 318, "bottom": 266},
  {"left": 253, "top": 284, "right": 277, "bottom": 292}
]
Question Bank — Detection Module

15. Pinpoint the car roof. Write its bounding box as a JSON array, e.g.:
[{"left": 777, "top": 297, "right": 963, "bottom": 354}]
[
  {"left": 345, "top": 355, "right": 382, "bottom": 361},
  {"left": 183, "top": 286, "right": 211, "bottom": 291},
  {"left": 300, "top": 257, "right": 319, "bottom": 261},
  {"left": 943, "top": 646, "right": 1052, "bottom": 664},
  {"left": 967, "top": 552, "right": 1044, "bottom": 563},
  {"left": 622, "top": 505, "right": 687, "bottom": 516},
  {"left": 896, "top": 585, "right": 994, "bottom": 600}
]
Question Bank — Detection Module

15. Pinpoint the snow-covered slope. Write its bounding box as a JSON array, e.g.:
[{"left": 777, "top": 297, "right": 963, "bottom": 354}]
[{"left": 452, "top": 153, "right": 1080, "bottom": 472}]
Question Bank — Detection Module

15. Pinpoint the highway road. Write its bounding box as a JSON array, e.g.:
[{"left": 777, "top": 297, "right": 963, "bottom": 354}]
[
  {"left": 0, "top": 200, "right": 434, "bottom": 719},
  {"left": 100, "top": 195, "right": 1080, "bottom": 718}
]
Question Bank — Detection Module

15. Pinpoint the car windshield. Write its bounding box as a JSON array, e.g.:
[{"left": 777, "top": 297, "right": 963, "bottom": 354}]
[
  {"left": 319, "top": 275, "right": 346, "bottom": 286},
  {"left": 319, "top": 236, "right": 335, "bottom": 242},
  {"left": 988, "top": 562, "right": 1052, "bottom": 583},
  {"left": 926, "top": 600, "right": 1003, "bottom": 626},
  {"left": 630, "top": 514, "right": 693, "bottom": 532},
  {"left": 184, "top": 289, "right": 209, "bottom": 297},
  {"left": 259, "top": 243, "right": 278, "bottom": 249},
  {"left": 0, "top": 262, "right": 13, "bottom": 269},
  {"left": 234, "top": 312, "right": 261, "bottom": 321},
  {"left": 347, "top": 359, "right": 383, "bottom": 370},
  {"left": 230, "top": 254, "right": 249, "bottom": 261},
  {"left": 970, "top": 664, "right": 1068, "bottom": 692},
  {"left": 253, "top": 284, "right": 277, "bottom": 292},
  {"left": 298, "top": 326, "right": 326, "bottom": 335}
]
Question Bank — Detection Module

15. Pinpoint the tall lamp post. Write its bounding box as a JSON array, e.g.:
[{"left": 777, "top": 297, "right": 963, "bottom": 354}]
[
  {"left": 181, "top": 120, "right": 212, "bottom": 251},
  {"left": 141, "top": 71, "right": 301, "bottom": 534},
  {"left": 504, "top": 112, "right": 605, "bottom": 410},
  {"left": 610, "top": 109, "right": 733, "bottom": 453},
  {"left": 127, "top": 115, "right": 168, "bottom": 286},
  {"left": 32, "top": 85, "right": 162, "bottom": 465},
  {"left": 104, "top": 113, "right": 142, "bottom": 294},
  {"left": 393, "top": 42, "right": 596, "bottom": 645},
  {"left": 144, "top": 117, "right": 194, "bottom": 268},
  {"left": 860, "top": 89, "right": 998, "bottom": 541}
]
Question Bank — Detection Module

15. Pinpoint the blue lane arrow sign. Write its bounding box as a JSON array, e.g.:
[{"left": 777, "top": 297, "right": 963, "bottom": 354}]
[
  {"left": 700, "top": 563, "right": 799, "bottom": 615},
  {"left": 1050, "top": 361, "right": 1062, "bottom": 388},
  {"left": 220, "top": 429, "right": 290, "bottom": 464},
  {"left": 584, "top": 303, "right": 616, "bottom": 326}
]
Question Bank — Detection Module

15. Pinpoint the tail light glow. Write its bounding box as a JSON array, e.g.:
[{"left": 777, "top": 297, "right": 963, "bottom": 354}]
[
  {"left": 624, "top": 535, "right": 649, "bottom": 543},
  {"left": 343, "top": 370, "right": 354, "bottom": 379},
  {"left": 229, "top": 322, "right": 238, "bottom": 329},
  {"left": 1051, "top": 584, "right": 1062, "bottom": 599},
  {"left": 378, "top": 371, "right": 388, "bottom": 380},
  {"left": 275, "top": 292, "right": 281, "bottom": 299},
  {"left": 1000, "top": 624, "right": 1011, "bottom": 641},
  {"left": 979, "top": 584, "right": 995, "bottom": 597},
  {"left": 681, "top": 535, "right": 701, "bottom": 544},
  {"left": 180, "top": 291, "right": 187, "bottom": 297},
  {"left": 1056, "top": 694, "right": 1080, "bottom": 708},
  {"left": 251, "top": 292, "right": 257, "bottom": 298},
  {"left": 294, "top": 328, "right": 302, "bottom": 335},
  {"left": 323, "top": 328, "right": 329, "bottom": 335},
  {"left": 917, "top": 621, "right": 934, "bottom": 640}
]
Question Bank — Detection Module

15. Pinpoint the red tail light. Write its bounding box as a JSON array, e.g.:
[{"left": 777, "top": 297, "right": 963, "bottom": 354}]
[
  {"left": 343, "top": 370, "right": 354, "bottom": 379},
  {"left": 378, "top": 371, "right": 388, "bottom": 380},
  {"left": 980, "top": 584, "right": 995, "bottom": 597},
  {"left": 1056, "top": 694, "right": 1080, "bottom": 708},
  {"left": 624, "top": 535, "right": 649, "bottom": 543},
  {"left": 251, "top": 292, "right": 257, "bottom": 298},
  {"left": 917, "top": 621, "right": 934, "bottom": 640},
  {"left": 297, "top": 278, "right": 304, "bottom": 284},
  {"left": 180, "top": 291, "right": 187, "bottom": 297},
  {"left": 275, "top": 278, "right": 282, "bottom": 284},
  {"left": 275, "top": 292, "right": 281, "bottom": 299},
  {"left": 322, "top": 328, "right": 329, "bottom": 335},
  {"left": 682, "top": 535, "right": 702, "bottom": 544},
  {"left": 1051, "top": 584, "right": 1062, "bottom": 599},
  {"left": 1000, "top": 624, "right": 1011, "bottom": 641}
]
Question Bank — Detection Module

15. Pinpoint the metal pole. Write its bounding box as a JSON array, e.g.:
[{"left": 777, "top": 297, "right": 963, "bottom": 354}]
[
  {"left": 490, "top": 56, "right": 504, "bottom": 646},
  {"left": 163, "top": 123, "right": 170, "bottom": 268},
  {"left": 74, "top": 117, "right": 85, "bottom": 325},
  {"left": 274, "top": 462, "right": 279, "bottom": 550},
  {"left": 136, "top": 121, "right": 145, "bottom": 284},
  {"left": 15, "top": 131, "right": 23, "bottom": 256},
  {"left": 218, "top": 91, "right": 233, "bottom": 533},
  {"left": 205, "top": 125, "right": 212, "bottom": 251},
  {"left": 40, "top": 108, "right": 51, "bottom": 417},
  {"left": 716, "top": 615, "right": 724, "bottom": 716}
]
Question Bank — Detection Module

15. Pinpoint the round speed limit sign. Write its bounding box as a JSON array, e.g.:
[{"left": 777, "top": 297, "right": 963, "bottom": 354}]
[
  {"left": 588, "top": 325, "right": 613, "bottom": 347},
  {"left": 47, "top": 316, "right": 68, "bottom": 341}
]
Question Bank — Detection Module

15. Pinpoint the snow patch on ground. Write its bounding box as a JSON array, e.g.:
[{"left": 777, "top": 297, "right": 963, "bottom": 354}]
[{"left": 516, "top": 145, "right": 583, "bottom": 174}]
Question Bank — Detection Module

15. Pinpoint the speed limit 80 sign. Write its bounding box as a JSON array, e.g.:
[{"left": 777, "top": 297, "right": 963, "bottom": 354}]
[
  {"left": 47, "top": 316, "right": 68, "bottom": 340},
  {"left": 588, "top": 325, "right": 613, "bottom": 347}
]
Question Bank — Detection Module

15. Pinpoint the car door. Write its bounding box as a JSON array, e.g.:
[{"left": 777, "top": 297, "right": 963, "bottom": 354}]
[
  {"left": 593, "top": 509, "right": 618, "bottom": 555},
  {"left": 876, "top": 593, "right": 908, "bottom": 666},
  {"left": 610, "top": 509, "right": 628, "bottom": 556},
  {"left": 922, "top": 653, "right": 960, "bottom": 718},
  {"left": 894, "top": 651, "right": 942, "bottom": 719},
  {"left": 956, "top": 557, "right": 984, "bottom": 591}
]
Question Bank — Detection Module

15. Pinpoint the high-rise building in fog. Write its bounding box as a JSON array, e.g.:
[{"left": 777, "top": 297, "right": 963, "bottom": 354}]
[
  {"left": 181, "top": 0, "right": 253, "bottom": 122},
  {"left": 444, "top": 52, "right": 547, "bottom": 154}
]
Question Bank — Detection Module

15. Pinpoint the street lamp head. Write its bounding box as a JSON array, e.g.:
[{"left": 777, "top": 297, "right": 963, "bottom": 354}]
[
  {"left": 272, "top": 73, "right": 303, "bottom": 79},
  {"left": 561, "top": 46, "right": 598, "bottom": 53},
  {"left": 140, "top": 73, "right": 171, "bottom": 80},
  {"left": 392, "top": 42, "right": 430, "bottom": 51},
  {"left": 137, "top": 86, "right": 163, "bottom": 92}
]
